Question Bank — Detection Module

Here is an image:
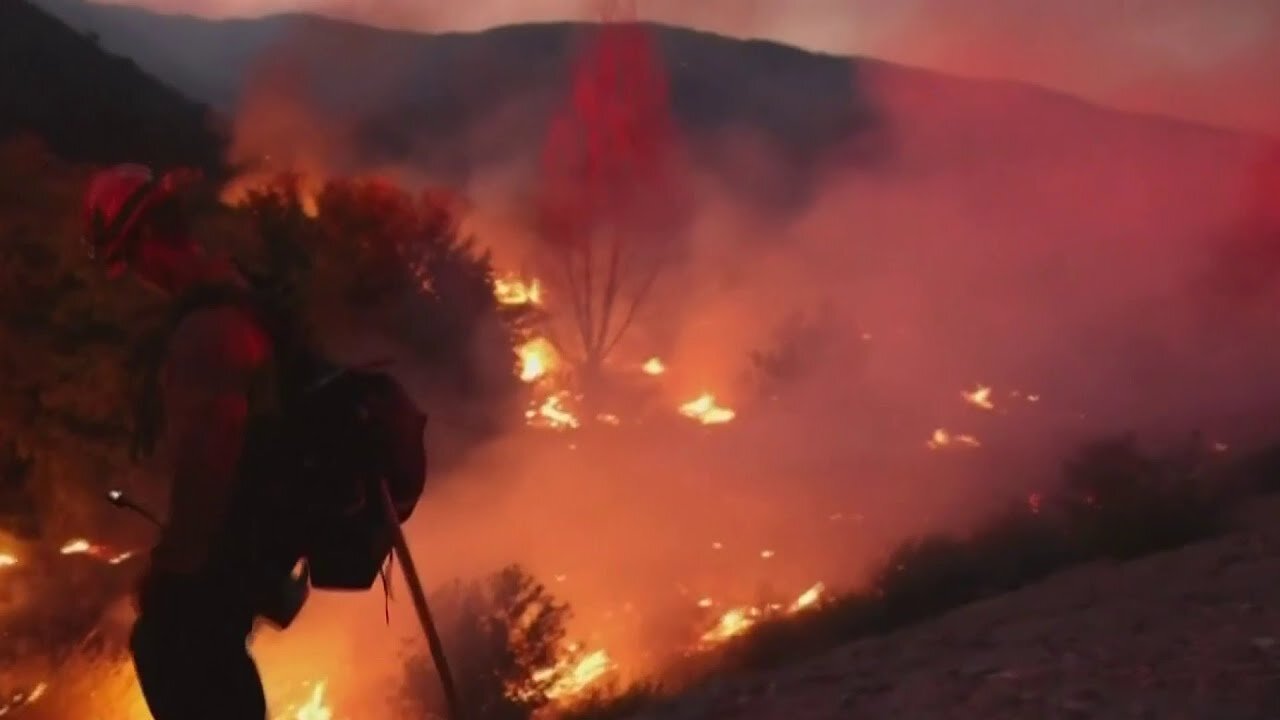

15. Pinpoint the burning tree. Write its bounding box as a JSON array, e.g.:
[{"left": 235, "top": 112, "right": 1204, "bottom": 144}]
[{"left": 535, "top": 4, "right": 689, "bottom": 379}]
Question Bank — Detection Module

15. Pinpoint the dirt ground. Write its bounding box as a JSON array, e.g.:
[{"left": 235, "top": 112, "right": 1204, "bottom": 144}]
[{"left": 629, "top": 498, "right": 1280, "bottom": 720}]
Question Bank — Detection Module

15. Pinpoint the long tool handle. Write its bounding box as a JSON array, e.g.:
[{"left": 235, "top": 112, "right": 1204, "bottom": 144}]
[{"left": 378, "top": 479, "right": 463, "bottom": 720}]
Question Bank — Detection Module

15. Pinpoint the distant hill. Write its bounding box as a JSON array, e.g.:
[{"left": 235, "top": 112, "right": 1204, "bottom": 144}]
[
  {"left": 0, "top": 0, "right": 224, "bottom": 170},
  {"left": 28, "top": 0, "right": 883, "bottom": 195},
  {"left": 27, "top": 0, "right": 1274, "bottom": 207}
]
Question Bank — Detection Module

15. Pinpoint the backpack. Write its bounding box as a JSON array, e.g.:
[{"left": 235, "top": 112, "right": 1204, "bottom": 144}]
[{"left": 131, "top": 271, "right": 428, "bottom": 592}]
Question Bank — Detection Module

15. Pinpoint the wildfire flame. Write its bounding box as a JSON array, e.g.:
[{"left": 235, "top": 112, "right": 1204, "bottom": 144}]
[
  {"left": 789, "top": 582, "right": 825, "bottom": 612},
  {"left": 272, "top": 681, "right": 333, "bottom": 720},
  {"left": 517, "top": 337, "right": 559, "bottom": 383},
  {"left": 0, "top": 553, "right": 16, "bottom": 568},
  {"left": 536, "top": 649, "right": 614, "bottom": 700},
  {"left": 0, "top": 681, "right": 48, "bottom": 715},
  {"left": 642, "top": 357, "right": 666, "bottom": 376},
  {"left": 926, "top": 428, "right": 981, "bottom": 450},
  {"left": 678, "top": 393, "right": 735, "bottom": 425},
  {"left": 526, "top": 392, "right": 581, "bottom": 430},
  {"left": 220, "top": 172, "right": 322, "bottom": 218},
  {"left": 494, "top": 275, "right": 543, "bottom": 306},
  {"left": 59, "top": 538, "right": 94, "bottom": 555},
  {"left": 962, "top": 385, "right": 995, "bottom": 410},
  {"left": 56, "top": 537, "right": 138, "bottom": 565},
  {"left": 699, "top": 582, "right": 827, "bottom": 646},
  {"left": 700, "top": 607, "right": 755, "bottom": 644},
  {"left": 294, "top": 682, "right": 332, "bottom": 720}
]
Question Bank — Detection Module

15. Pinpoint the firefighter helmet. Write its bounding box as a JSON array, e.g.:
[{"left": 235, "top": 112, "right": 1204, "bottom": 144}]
[{"left": 82, "top": 164, "right": 201, "bottom": 275}]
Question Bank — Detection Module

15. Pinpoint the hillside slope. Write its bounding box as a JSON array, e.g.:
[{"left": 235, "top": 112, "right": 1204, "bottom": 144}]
[
  {"left": 30, "top": 0, "right": 874, "bottom": 162},
  {"left": 0, "top": 0, "right": 224, "bottom": 169},
  {"left": 628, "top": 498, "right": 1280, "bottom": 720},
  {"left": 32, "top": 0, "right": 1269, "bottom": 186}
]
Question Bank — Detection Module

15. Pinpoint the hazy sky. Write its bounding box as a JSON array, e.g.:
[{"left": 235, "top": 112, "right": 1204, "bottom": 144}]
[{"left": 95, "top": 0, "right": 1280, "bottom": 136}]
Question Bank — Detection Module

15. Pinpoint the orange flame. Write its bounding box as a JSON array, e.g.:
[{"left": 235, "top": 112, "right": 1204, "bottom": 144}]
[
  {"left": 0, "top": 552, "right": 16, "bottom": 568},
  {"left": 536, "top": 649, "right": 614, "bottom": 700},
  {"left": 59, "top": 538, "right": 95, "bottom": 555},
  {"left": 494, "top": 275, "right": 543, "bottom": 306},
  {"left": 271, "top": 680, "right": 333, "bottom": 720},
  {"left": 699, "top": 582, "right": 827, "bottom": 647},
  {"left": 220, "top": 172, "right": 322, "bottom": 218},
  {"left": 641, "top": 357, "right": 666, "bottom": 376},
  {"left": 0, "top": 681, "right": 49, "bottom": 715},
  {"left": 700, "top": 607, "right": 756, "bottom": 644},
  {"left": 926, "top": 428, "right": 981, "bottom": 450},
  {"left": 962, "top": 385, "right": 995, "bottom": 410},
  {"left": 678, "top": 393, "right": 735, "bottom": 425},
  {"left": 517, "top": 337, "right": 559, "bottom": 383},
  {"left": 526, "top": 392, "right": 581, "bottom": 430},
  {"left": 788, "top": 582, "right": 826, "bottom": 612}
]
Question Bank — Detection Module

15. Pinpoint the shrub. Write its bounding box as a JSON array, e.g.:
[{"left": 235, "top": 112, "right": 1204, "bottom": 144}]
[
  {"left": 559, "top": 681, "right": 667, "bottom": 720},
  {"left": 1057, "top": 433, "right": 1228, "bottom": 559},
  {"left": 396, "top": 565, "right": 575, "bottom": 720}
]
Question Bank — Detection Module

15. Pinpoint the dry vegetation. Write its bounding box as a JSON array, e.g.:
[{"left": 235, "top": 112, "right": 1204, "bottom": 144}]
[{"left": 559, "top": 433, "right": 1277, "bottom": 719}]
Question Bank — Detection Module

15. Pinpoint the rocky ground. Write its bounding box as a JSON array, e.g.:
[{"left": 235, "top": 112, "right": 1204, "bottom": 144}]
[{"left": 629, "top": 498, "right": 1280, "bottom": 720}]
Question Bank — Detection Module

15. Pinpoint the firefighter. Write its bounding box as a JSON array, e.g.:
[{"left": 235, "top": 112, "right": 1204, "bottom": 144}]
[{"left": 82, "top": 163, "right": 280, "bottom": 719}]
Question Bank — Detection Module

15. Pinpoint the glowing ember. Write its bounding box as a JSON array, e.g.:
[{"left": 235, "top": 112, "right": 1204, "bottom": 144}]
[
  {"left": 494, "top": 275, "right": 543, "bottom": 306},
  {"left": 926, "top": 428, "right": 982, "bottom": 450},
  {"left": 540, "top": 649, "right": 614, "bottom": 700},
  {"left": 0, "top": 553, "right": 16, "bottom": 568},
  {"left": 596, "top": 413, "right": 621, "bottom": 426},
  {"left": 962, "top": 385, "right": 995, "bottom": 410},
  {"left": 1212, "top": 441, "right": 1229, "bottom": 453},
  {"left": 1028, "top": 492, "right": 1043, "bottom": 514},
  {"left": 275, "top": 681, "right": 333, "bottom": 720},
  {"left": 696, "top": 582, "right": 827, "bottom": 648},
  {"left": 1027, "top": 394, "right": 1041, "bottom": 403},
  {"left": 0, "top": 681, "right": 48, "bottom": 715},
  {"left": 678, "top": 393, "right": 736, "bottom": 425},
  {"left": 789, "top": 582, "right": 825, "bottom": 612},
  {"left": 642, "top": 357, "right": 666, "bottom": 375},
  {"left": 526, "top": 392, "right": 581, "bottom": 430},
  {"left": 57, "top": 537, "right": 139, "bottom": 565},
  {"left": 760, "top": 549, "right": 775, "bottom": 559},
  {"left": 296, "top": 683, "right": 332, "bottom": 720},
  {"left": 518, "top": 337, "right": 559, "bottom": 383},
  {"left": 26, "top": 682, "right": 46, "bottom": 703},
  {"left": 59, "top": 538, "right": 92, "bottom": 555},
  {"left": 701, "top": 607, "right": 756, "bottom": 644}
]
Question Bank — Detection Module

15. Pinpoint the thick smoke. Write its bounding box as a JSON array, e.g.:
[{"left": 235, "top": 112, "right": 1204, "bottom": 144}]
[{"left": 131, "top": 16, "right": 1280, "bottom": 717}]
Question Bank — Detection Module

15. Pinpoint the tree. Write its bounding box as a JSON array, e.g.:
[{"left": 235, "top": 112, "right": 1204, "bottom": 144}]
[
  {"left": 534, "top": 8, "right": 689, "bottom": 379},
  {"left": 230, "top": 173, "right": 529, "bottom": 454},
  {"left": 397, "top": 565, "right": 577, "bottom": 720},
  {"left": 0, "top": 137, "right": 156, "bottom": 543}
]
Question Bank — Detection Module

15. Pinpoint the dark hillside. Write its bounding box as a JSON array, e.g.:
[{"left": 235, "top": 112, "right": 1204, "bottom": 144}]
[{"left": 0, "top": 0, "right": 224, "bottom": 170}]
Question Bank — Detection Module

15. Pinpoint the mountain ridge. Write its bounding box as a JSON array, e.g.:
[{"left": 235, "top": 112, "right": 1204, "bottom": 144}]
[{"left": 0, "top": 0, "right": 225, "bottom": 169}]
